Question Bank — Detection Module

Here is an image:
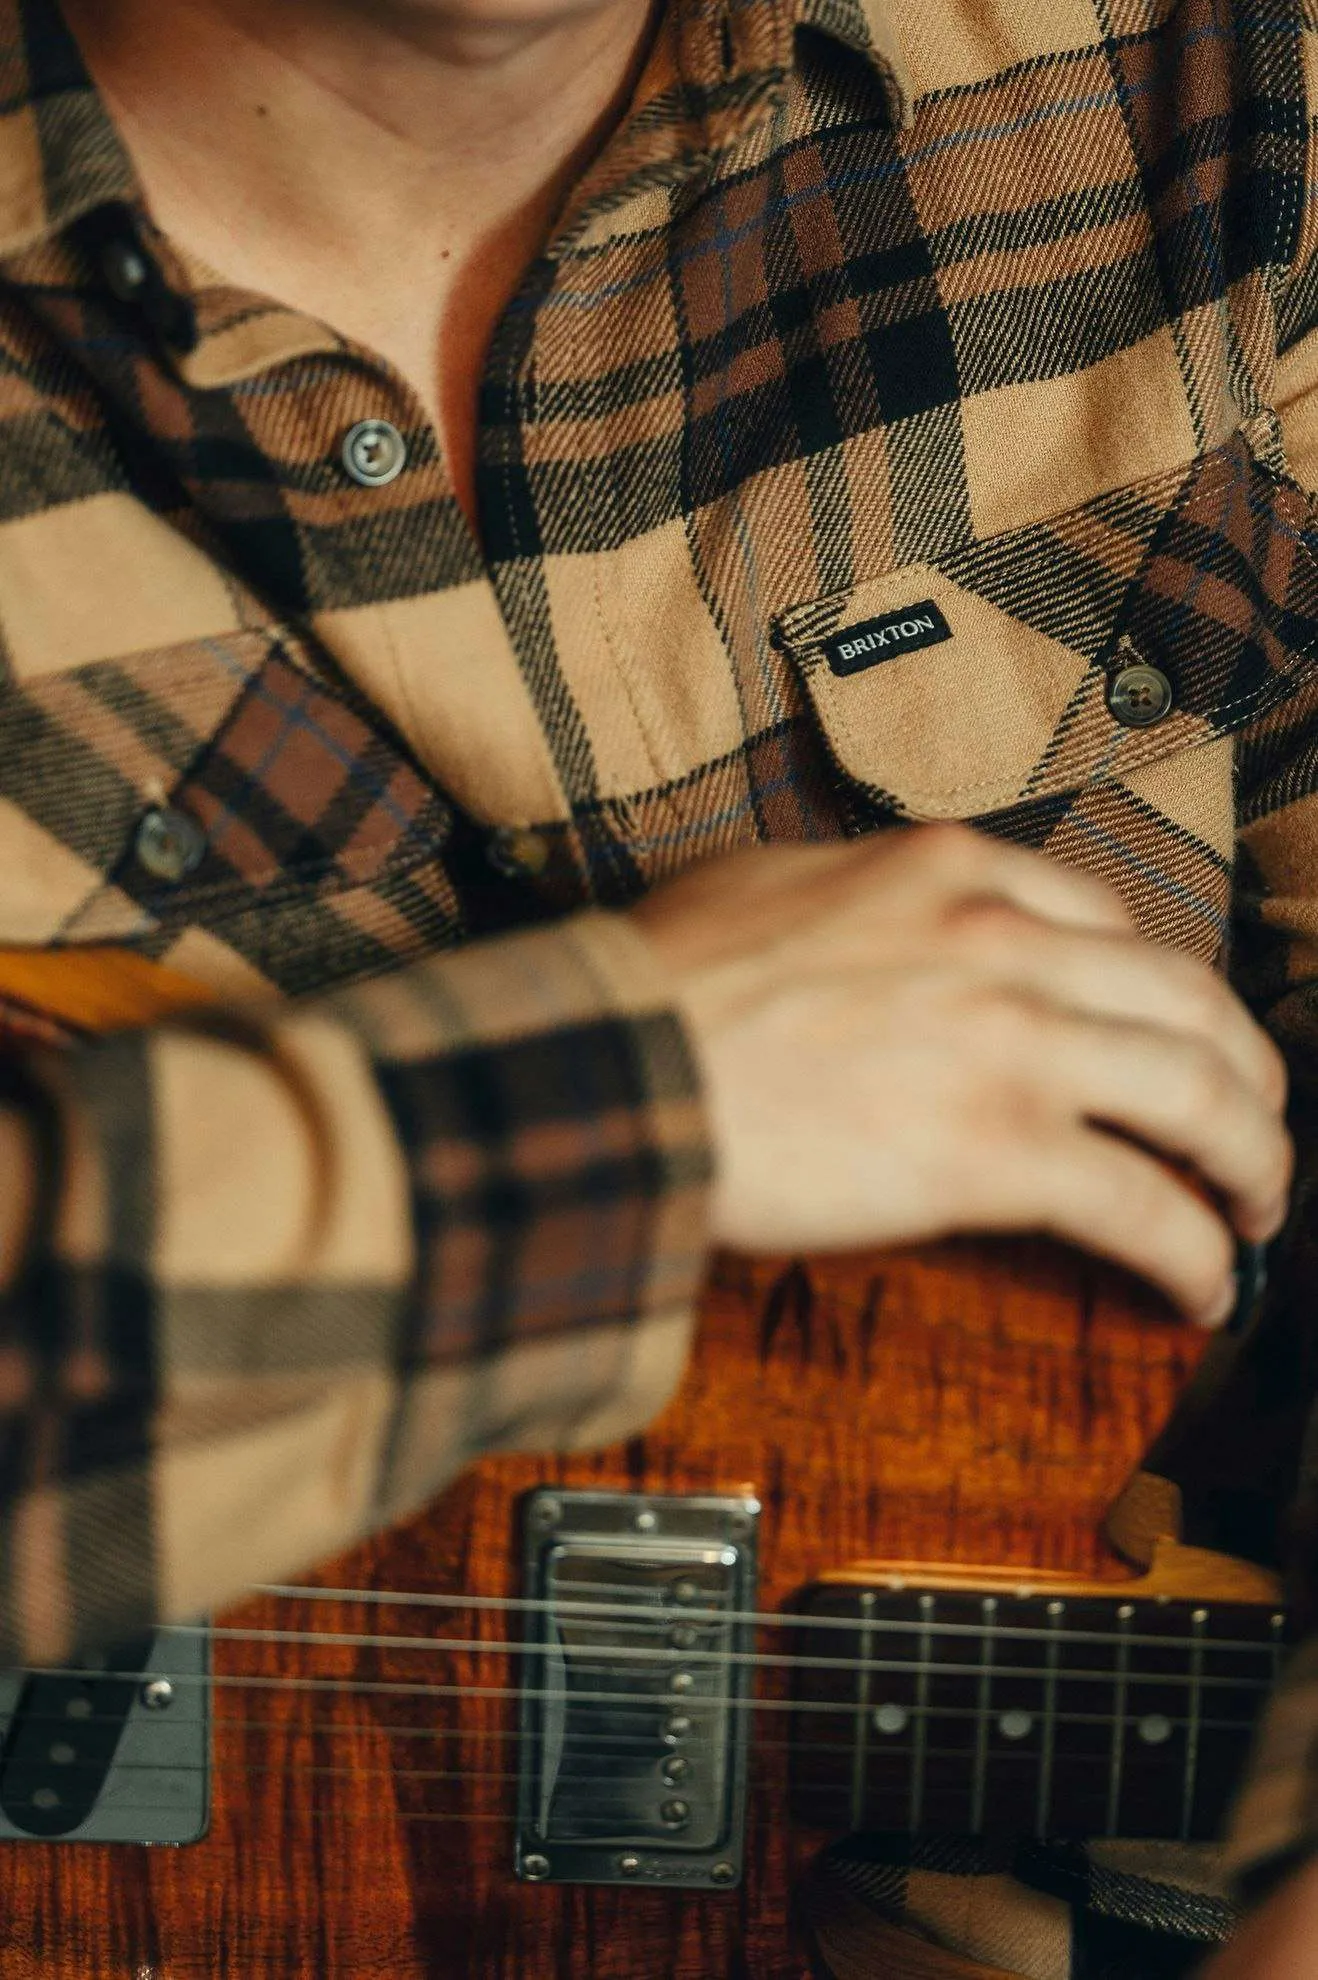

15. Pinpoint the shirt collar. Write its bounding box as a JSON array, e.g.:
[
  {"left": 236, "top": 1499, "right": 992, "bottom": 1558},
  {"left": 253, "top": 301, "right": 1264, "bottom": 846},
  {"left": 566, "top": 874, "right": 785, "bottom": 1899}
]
[{"left": 0, "top": 0, "right": 912, "bottom": 374}]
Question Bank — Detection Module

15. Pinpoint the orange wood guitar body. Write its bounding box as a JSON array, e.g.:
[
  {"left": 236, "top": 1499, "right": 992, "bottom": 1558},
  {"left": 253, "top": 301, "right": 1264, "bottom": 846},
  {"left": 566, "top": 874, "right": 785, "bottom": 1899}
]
[
  {"left": 0, "top": 957, "right": 1281, "bottom": 1977},
  {"left": 0, "top": 1238, "right": 1279, "bottom": 1980}
]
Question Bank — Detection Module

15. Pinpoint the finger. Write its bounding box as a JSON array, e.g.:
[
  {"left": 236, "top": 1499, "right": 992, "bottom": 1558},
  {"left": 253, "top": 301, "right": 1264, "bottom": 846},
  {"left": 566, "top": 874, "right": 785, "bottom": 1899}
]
[
  {"left": 1009, "top": 1126, "right": 1239, "bottom": 1325},
  {"left": 1045, "top": 1013, "right": 1293, "bottom": 1243},
  {"left": 952, "top": 907, "right": 1289, "bottom": 1110},
  {"left": 895, "top": 823, "right": 1135, "bottom": 934}
]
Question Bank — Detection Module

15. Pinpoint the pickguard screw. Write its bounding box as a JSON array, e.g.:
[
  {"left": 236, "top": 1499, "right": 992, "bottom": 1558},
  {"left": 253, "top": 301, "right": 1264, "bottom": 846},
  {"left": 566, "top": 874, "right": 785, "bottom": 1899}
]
[
  {"left": 533, "top": 1498, "right": 562, "bottom": 1531},
  {"left": 660, "top": 1798, "right": 691, "bottom": 1829},
  {"left": 618, "top": 1853, "right": 642, "bottom": 1876},
  {"left": 711, "top": 1862, "right": 737, "bottom": 1886},
  {"left": 522, "top": 1853, "right": 552, "bottom": 1881},
  {"left": 140, "top": 1679, "right": 174, "bottom": 1712}
]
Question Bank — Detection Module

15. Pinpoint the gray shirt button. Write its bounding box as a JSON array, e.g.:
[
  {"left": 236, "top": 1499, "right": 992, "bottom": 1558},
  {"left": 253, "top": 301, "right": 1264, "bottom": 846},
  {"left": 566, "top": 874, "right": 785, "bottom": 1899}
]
[
  {"left": 134, "top": 807, "right": 208, "bottom": 884},
  {"left": 342, "top": 420, "right": 408, "bottom": 488},
  {"left": 1108, "top": 659, "right": 1174, "bottom": 728},
  {"left": 487, "top": 827, "right": 550, "bottom": 881}
]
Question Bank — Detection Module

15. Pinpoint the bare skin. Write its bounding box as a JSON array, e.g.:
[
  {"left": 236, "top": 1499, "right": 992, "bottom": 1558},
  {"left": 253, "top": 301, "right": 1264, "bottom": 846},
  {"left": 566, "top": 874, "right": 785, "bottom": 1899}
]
[
  {"left": 50, "top": 7, "right": 1310, "bottom": 1949},
  {"left": 61, "top": 0, "right": 660, "bottom": 531}
]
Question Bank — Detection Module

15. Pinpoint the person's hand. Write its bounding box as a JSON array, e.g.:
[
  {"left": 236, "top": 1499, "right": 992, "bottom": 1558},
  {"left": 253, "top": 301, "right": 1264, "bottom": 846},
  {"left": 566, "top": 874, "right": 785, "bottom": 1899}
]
[
  {"left": 629, "top": 825, "right": 1292, "bottom": 1327},
  {"left": 1199, "top": 1855, "right": 1318, "bottom": 1976}
]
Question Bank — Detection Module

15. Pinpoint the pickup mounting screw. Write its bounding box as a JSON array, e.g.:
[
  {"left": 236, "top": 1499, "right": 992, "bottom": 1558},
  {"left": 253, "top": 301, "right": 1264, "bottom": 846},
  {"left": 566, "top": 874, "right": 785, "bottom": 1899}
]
[
  {"left": 522, "top": 1854, "right": 552, "bottom": 1881},
  {"left": 660, "top": 1798, "right": 691, "bottom": 1829},
  {"left": 634, "top": 1509, "right": 659, "bottom": 1533},
  {"left": 670, "top": 1625, "right": 698, "bottom": 1651},
  {"left": 663, "top": 1713, "right": 693, "bottom": 1743},
  {"left": 140, "top": 1679, "right": 174, "bottom": 1712},
  {"left": 669, "top": 1670, "right": 695, "bottom": 1694},
  {"left": 672, "top": 1578, "right": 702, "bottom": 1604},
  {"left": 661, "top": 1756, "right": 691, "bottom": 1786},
  {"left": 711, "top": 1862, "right": 737, "bottom": 1886},
  {"left": 532, "top": 1499, "right": 562, "bottom": 1531},
  {"left": 618, "top": 1853, "right": 642, "bottom": 1876},
  {"left": 727, "top": 1511, "right": 752, "bottom": 1537}
]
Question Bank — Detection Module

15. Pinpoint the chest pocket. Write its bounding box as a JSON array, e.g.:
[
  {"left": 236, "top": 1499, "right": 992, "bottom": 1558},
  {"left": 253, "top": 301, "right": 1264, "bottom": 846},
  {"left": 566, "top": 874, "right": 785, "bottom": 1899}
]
[
  {"left": 0, "top": 627, "right": 459, "bottom": 996},
  {"left": 773, "top": 428, "right": 1318, "bottom": 824}
]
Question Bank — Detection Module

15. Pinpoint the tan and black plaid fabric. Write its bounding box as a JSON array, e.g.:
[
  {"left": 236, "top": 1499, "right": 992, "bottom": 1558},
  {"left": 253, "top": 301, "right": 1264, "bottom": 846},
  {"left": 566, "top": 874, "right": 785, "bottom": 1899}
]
[{"left": 4, "top": 0, "right": 1318, "bottom": 1953}]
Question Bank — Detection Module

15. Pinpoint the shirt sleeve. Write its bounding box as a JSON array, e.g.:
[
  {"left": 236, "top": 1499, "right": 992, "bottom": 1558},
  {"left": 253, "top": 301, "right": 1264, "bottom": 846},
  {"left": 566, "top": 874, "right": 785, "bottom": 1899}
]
[{"left": 0, "top": 909, "right": 712, "bottom": 1667}]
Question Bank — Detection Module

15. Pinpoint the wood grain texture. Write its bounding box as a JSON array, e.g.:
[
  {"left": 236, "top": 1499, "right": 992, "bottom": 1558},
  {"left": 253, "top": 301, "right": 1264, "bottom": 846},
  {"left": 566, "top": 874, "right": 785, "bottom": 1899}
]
[{"left": 0, "top": 1238, "right": 1267, "bottom": 1979}]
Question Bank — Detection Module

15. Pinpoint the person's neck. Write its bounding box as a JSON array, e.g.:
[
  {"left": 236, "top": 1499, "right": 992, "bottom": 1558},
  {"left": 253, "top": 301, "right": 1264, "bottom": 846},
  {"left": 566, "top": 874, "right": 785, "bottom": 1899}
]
[{"left": 61, "top": 0, "right": 656, "bottom": 529}]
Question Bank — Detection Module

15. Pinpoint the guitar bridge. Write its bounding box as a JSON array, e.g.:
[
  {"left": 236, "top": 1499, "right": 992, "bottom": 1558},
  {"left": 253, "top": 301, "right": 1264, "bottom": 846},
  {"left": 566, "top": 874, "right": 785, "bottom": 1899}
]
[{"left": 515, "top": 1489, "right": 758, "bottom": 1890}]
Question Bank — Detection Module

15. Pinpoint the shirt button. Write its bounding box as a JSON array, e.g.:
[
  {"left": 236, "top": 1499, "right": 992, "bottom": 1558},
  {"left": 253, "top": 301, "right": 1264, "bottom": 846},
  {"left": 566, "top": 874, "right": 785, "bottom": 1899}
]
[
  {"left": 342, "top": 420, "right": 408, "bottom": 488},
  {"left": 134, "top": 807, "right": 208, "bottom": 884},
  {"left": 487, "top": 827, "right": 550, "bottom": 881},
  {"left": 101, "top": 238, "right": 151, "bottom": 303},
  {"left": 1108, "top": 659, "right": 1174, "bottom": 728}
]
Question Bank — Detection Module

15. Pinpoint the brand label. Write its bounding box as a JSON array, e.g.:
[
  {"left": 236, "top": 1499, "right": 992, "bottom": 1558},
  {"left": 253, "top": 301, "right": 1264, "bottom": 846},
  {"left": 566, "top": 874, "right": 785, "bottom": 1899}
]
[{"left": 824, "top": 600, "right": 952, "bottom": 676}]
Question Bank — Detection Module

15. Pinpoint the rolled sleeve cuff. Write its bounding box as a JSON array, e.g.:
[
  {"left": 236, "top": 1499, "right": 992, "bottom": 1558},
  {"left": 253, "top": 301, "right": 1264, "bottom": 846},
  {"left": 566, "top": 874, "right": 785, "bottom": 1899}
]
[{"left": 0, "top": 910, "right": 713, "bottom": 1666}]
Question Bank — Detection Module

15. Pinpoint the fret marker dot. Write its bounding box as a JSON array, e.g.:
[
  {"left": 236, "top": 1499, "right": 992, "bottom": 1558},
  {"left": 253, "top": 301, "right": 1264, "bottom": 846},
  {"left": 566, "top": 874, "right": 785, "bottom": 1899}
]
[
  {"left": 999, "top": 1709, "right": 1034, "bottom": 1741},
  {"left": 1137, "top": 1713, "right": 1173, "bottom": 1746},
  {"left": 874, "top": 1703, "right": 909, "bottom": 1737}
]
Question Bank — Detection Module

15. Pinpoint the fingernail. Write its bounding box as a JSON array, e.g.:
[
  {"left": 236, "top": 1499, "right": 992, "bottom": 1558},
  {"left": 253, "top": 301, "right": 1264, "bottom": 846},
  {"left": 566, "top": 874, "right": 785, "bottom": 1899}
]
[{"left": 1199, "top": 1282, "right": 1236, "bottom": 1330}]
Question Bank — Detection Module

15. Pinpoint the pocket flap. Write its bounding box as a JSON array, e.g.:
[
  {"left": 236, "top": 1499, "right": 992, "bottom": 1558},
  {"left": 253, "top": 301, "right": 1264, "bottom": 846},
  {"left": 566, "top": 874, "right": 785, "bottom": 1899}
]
[{"left": 774, "top": 432, "right": 1318, "bottom": 821}]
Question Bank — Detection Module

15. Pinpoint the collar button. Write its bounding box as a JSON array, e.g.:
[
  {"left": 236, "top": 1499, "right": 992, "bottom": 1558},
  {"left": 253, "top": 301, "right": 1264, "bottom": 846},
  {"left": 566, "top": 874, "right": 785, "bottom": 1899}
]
[
  {"left": 342, "top": 420, "right": 408, "bottom": 488},
  {"left": 100, "top": 239, "right": 151, "bottom": 304}
]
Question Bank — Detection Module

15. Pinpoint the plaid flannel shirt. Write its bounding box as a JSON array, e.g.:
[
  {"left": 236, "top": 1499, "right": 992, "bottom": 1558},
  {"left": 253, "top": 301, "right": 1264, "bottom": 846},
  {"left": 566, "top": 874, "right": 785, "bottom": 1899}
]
[{"left": 3, "top": 0, "right": 1318, "bottom": 1949}]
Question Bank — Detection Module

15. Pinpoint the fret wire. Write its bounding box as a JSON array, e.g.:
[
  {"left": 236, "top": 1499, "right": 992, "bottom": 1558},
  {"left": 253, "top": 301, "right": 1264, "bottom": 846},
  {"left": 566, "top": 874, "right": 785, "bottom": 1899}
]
[
  {"left": 969, "top": 1595, "right": 995, "bottom": 1834},
  {"left": 1036, "top": 1600, "right": 1063, "bottom": 1840},
  {"left": 908, "top": 1593, "right": 934, "bottom": 1832},
  {"left": 1177, "top": 1607, "right": 1208, "bottom": 1842},
  {"left": 849, "top": 1590, "right": 876, "bottom": 1829},
  {"left": 1105, "top": 1603, "right": 1133, "bottom": 1837},
  {"left": 1271, "top": 1610, "right": 1286, "bottom": 1685}
]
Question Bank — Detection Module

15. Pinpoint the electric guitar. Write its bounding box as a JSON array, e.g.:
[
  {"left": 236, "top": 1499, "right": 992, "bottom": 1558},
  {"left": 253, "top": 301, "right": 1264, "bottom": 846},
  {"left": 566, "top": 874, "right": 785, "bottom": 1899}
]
[{"left": 0, "top": 955, "right": 1288, "bottom": 1980}]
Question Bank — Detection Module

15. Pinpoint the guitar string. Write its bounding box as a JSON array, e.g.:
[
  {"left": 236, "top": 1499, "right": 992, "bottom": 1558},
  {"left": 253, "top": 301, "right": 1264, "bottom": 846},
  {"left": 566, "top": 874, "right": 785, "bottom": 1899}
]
[
  {"left": 90, "top": 1621, "right": 1278, "bottom": 1684},
  {"left": 0, "top": 1701, "right": 1262, "bottom": 1775},
  {"left": 247, "top": 1582, "right": 1289, "bottom": 1659},
  {"left": 0, "top": 1663, "right": 1271, "bottom": 1704}
]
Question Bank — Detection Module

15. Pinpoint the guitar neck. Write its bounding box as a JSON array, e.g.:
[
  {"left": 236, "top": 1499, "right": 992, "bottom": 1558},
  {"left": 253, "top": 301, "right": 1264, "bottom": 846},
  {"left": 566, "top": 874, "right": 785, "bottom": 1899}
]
[{"left": 788, "top": 1575, "right": 1283, "bottom": 1844}]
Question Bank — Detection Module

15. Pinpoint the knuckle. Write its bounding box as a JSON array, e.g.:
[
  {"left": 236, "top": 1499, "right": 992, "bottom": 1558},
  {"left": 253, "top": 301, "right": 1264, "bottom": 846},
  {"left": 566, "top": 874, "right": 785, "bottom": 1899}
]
[
  {"left": 1262, "top": 1038, "right": 1291, "bottom": 1112},
  {"left": 947, "top": 895, "right": 1035, "bottom": 957},
  {"left": 1165, "top": 1041, "right": 1231, "bottom": 1127}
]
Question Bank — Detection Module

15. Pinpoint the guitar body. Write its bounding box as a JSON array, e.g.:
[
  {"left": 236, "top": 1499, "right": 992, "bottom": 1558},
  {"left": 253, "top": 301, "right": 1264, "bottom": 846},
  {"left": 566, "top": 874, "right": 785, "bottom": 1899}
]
[{"left": 0, "top": 1235, "right": 1279, "bottom": 1980}]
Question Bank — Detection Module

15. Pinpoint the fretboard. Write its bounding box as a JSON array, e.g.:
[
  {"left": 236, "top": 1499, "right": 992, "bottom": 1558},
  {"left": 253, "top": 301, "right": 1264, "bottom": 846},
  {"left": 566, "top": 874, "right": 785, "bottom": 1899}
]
[{"left": 790, "top": 1583, "right": 1284, "bottom": 1841}]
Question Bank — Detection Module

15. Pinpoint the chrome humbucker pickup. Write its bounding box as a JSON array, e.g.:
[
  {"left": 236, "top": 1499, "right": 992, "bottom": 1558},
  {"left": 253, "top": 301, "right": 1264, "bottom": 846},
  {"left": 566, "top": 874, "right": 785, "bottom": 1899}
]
[{"left": 516, "top": 1489, "right": 759, "bottom": 1891}]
